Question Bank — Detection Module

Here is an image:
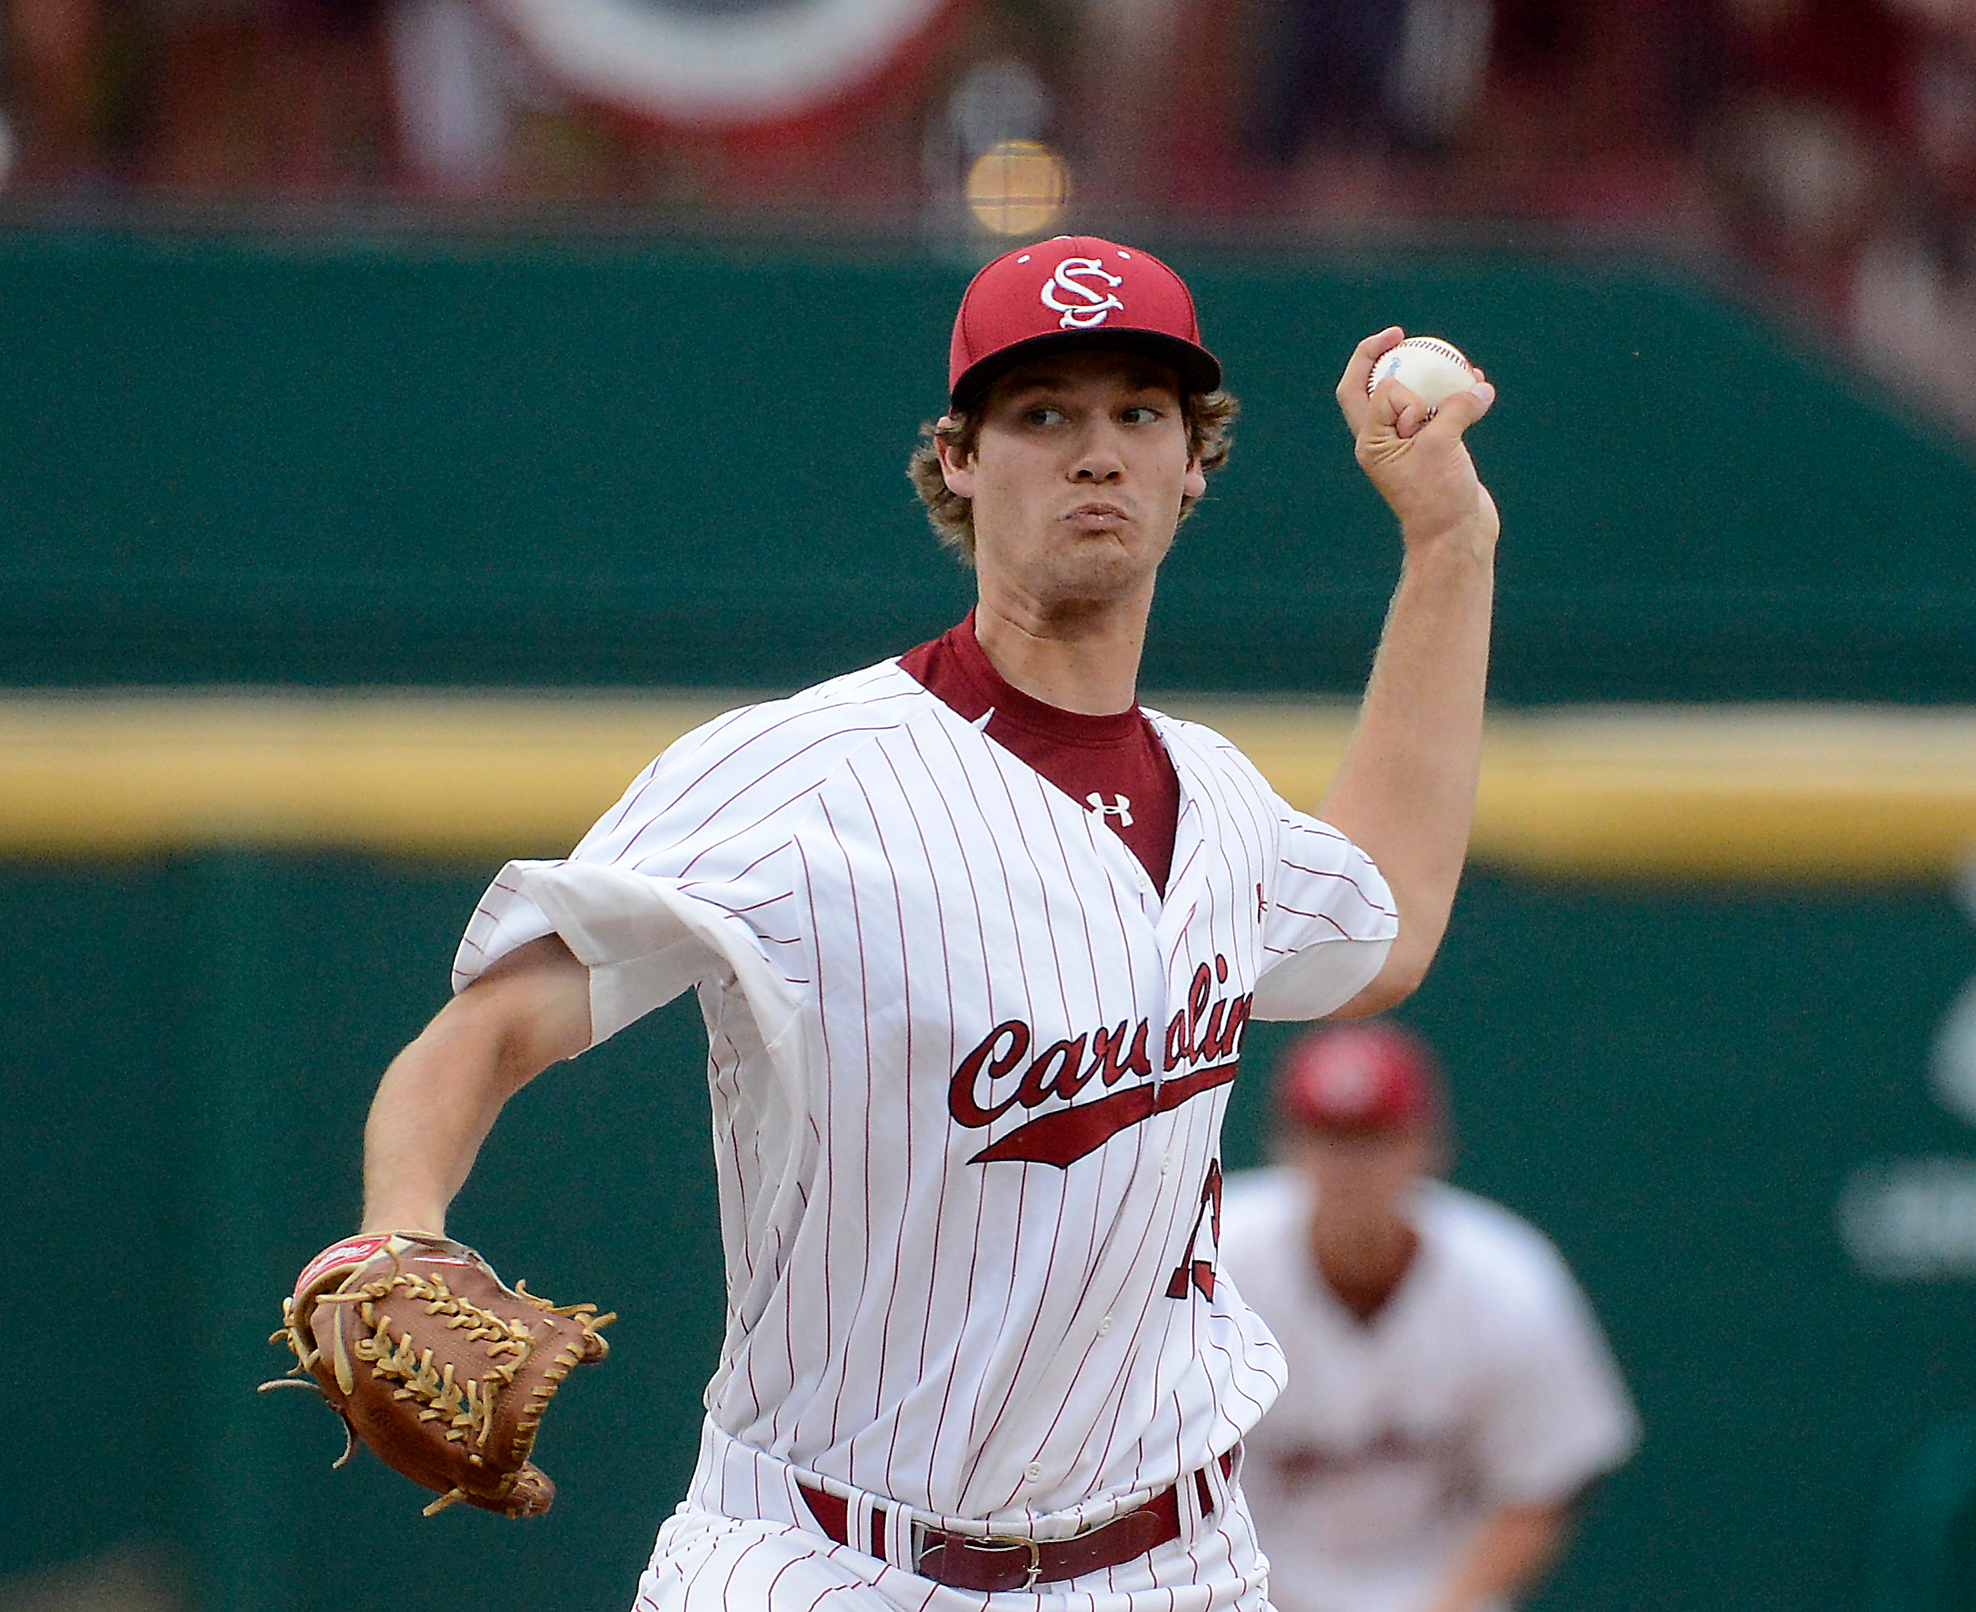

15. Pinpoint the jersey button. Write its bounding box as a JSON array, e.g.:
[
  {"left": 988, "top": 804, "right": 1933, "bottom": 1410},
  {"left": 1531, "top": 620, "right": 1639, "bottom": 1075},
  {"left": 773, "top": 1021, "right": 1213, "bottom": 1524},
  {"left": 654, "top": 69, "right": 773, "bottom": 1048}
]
[
  {"left": 1098, "top": 1316, "right": 1113, "bottom": 1335},
  {"left": 1024, "top": 1462, "right": 1043, "bottom": 1483}
]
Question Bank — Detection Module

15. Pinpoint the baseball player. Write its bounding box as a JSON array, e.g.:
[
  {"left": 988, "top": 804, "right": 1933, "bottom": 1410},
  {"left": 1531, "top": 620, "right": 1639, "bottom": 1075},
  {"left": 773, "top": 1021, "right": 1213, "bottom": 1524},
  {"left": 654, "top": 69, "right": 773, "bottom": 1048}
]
[
  {"left": 348, "top": 236, "right": 1500, "bottom": 1607},
  {"left": 1220, "top": 1021, "right": 1640, "bottom": 1612}
]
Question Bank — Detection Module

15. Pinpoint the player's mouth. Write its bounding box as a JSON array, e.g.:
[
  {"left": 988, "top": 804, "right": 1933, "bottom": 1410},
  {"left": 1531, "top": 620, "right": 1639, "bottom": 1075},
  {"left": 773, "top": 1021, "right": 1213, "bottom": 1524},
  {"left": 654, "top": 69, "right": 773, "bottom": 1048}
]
[{"left": 1064, "top": 501, "right": 1129, "bottom": 530}]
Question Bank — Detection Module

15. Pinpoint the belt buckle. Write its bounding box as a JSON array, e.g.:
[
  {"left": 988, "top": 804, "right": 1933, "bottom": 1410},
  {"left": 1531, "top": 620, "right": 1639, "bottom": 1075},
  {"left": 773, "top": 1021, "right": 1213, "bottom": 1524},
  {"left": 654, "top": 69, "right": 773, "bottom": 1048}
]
[
  {"left": 987, "top": 1536, "right": 1043, "bottom": 1593},
  {"left": 923, "top": 1531, "right": 1042, "bottom": 1593}
]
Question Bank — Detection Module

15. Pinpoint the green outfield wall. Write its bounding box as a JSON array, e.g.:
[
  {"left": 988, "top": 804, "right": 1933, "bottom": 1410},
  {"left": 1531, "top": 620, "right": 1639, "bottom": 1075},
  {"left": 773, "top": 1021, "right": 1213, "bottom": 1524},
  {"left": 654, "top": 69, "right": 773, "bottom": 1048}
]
[
  {"left": 0, "top": 227, "right": 1969, "bottom": 701},
  {"left": 6, "top": 230, "right": 1976, "bottom": 1612}
]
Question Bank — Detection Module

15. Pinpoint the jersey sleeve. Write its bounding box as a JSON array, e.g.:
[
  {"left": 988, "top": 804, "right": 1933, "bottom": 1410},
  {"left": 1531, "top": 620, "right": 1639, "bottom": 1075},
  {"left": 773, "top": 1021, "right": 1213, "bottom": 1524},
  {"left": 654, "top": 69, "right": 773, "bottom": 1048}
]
[
  {"left": 1468, "top": 1220, "right": 1643, "bottom": 1506},
  {"left": 452, "top": 695, "right": 857, "bottom": 1049},
  {"left": 1250, "top": 805, "right": 1399, "bottom": 1021}
]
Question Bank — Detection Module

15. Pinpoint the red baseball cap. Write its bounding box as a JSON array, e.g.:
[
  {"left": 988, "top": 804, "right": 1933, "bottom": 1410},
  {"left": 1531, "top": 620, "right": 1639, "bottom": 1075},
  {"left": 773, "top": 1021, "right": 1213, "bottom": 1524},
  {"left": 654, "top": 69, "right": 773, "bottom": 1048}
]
[
  {"left": 948, "top": 235, "right": 1222, "bottom": 409},
  {"left": 1274, "top": 1020, "right": 1445, "bottom": 1135}
]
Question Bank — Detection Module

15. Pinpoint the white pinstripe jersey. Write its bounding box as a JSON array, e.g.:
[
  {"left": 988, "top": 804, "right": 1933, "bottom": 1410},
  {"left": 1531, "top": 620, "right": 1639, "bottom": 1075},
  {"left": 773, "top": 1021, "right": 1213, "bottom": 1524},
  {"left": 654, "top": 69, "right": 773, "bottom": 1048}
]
[{"left": 458, "top": 656, "right": 1397, "bottom": 1530}]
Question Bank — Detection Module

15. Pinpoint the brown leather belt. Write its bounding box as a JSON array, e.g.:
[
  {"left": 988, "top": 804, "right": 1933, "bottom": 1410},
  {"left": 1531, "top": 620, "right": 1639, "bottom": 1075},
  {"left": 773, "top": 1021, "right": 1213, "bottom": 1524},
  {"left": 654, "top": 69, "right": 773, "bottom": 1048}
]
[{"left": 796, "top": 1449, "right": 1236, "bottom": 1594}]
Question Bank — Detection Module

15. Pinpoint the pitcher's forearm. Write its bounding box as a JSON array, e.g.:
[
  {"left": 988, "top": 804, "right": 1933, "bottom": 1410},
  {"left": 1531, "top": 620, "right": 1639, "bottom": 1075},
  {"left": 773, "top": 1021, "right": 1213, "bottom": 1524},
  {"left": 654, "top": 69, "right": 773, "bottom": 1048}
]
[
  {"left": 360, "top": 1018, "right": 520, "bottom": 1235},
  {"left": 1322, "top": 520, "right": 1495, "bottom": 1001},
  {"left": 359, "top": 935, "right": 592, "bottom": 1235}
]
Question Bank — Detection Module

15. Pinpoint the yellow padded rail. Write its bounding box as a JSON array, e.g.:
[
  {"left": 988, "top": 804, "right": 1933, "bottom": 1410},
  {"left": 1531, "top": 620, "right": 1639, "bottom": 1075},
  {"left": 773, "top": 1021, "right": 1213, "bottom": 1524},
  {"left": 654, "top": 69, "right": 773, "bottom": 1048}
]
[{"left": 2, "top": 695, "right": 1974, "bottom": 879}]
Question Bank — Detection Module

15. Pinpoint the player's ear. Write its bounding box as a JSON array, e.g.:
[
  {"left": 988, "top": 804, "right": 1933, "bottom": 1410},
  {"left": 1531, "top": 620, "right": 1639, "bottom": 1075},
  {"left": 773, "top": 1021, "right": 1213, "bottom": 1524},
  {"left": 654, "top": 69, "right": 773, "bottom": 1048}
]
[
  {"left": 936, "top": 424, "right": 976, "bottom": 498},
  {"left": 1183, "top": 457, "right": 1207, "bottom": 499}
]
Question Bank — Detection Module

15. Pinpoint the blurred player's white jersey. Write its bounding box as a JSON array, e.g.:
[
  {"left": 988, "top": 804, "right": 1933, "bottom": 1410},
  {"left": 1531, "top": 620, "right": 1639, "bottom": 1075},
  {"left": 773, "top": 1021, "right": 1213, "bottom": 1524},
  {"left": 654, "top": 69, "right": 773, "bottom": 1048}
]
[
  {"left": 1220, "top": 1170, "right": 1640, "bottom": 1612},
  {"left": 457, "top": 657, "right": 1396, "bottom": 1531}
]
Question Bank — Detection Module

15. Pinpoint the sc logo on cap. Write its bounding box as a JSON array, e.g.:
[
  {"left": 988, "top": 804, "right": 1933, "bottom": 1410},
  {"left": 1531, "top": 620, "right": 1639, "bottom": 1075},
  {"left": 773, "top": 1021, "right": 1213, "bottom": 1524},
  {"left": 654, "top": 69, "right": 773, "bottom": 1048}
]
[{"left": 1041, "top": 258, "right": 1125, "bottom": 330}]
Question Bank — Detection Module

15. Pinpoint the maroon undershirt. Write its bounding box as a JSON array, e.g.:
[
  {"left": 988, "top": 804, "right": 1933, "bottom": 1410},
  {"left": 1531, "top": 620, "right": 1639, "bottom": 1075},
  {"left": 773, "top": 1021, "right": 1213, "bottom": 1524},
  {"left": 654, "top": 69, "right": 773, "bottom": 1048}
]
[{"left": 898, "top": 613, "right": 1181, "bottom": 893}]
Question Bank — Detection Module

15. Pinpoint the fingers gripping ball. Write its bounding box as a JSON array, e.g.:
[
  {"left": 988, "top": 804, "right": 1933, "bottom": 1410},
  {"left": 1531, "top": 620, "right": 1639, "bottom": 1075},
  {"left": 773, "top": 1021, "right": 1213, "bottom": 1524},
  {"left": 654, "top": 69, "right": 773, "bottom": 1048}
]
[
  {"left": 1367, "top": 336, "right": 1477, "bottom": 416},
  {"left": 262, "top": 1232, "right": 615, "bottom": 1517}
]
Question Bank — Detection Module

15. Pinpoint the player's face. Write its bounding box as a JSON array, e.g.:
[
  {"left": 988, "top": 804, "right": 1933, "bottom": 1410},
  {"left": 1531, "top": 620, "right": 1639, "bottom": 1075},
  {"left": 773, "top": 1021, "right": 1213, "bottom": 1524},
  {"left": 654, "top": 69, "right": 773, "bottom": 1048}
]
[
  {"left": 940, "top": 350, "right": 1207, "bottom": 614},
  {"left": 1292, "top": 1128, "right": 1439, "bottom": 1226}
]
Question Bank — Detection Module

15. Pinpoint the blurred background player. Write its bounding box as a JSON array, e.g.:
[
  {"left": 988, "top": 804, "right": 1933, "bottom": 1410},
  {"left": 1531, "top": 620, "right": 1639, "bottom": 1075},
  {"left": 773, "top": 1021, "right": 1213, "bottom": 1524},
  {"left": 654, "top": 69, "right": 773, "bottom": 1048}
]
[{"left": 1219, "top": 1020, "right": 1640, "bottom": 1612}]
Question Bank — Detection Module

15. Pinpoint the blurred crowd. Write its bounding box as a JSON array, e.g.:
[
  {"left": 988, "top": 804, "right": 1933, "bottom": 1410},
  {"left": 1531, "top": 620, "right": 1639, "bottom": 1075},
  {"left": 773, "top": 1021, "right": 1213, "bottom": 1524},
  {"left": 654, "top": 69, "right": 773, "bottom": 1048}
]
[{"left": 3, "top": 0, "right": 1974, "bottom": 436}]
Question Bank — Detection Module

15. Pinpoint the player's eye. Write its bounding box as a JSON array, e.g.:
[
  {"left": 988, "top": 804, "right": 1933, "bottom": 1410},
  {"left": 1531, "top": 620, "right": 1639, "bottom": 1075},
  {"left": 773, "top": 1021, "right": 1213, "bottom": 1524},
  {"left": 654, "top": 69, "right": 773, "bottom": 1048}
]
[
  {"left": 1119, "top": 404, "right": 1163, "bottom": 424},
  {"left": 1024, "top": 405, "right": 1066, "bottom": 427}
]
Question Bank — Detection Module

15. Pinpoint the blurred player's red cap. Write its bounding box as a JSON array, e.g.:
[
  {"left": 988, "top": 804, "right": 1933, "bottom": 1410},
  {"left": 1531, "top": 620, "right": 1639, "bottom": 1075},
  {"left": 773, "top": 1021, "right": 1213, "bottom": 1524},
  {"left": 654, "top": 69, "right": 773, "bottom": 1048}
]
[
  {"left": 1274, "top": 1020, "right": 1445, "bottom": 1135},
  {"left": 948, "top": 236, "right": 1222, "bottom": 409}
]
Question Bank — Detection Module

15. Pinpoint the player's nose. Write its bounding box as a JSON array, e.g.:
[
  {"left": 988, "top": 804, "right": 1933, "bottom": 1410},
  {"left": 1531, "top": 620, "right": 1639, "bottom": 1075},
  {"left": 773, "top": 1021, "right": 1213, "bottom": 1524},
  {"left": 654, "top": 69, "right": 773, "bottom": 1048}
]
[{"left": 1068, "top": 422, "right": 1126, "bottom": 481}]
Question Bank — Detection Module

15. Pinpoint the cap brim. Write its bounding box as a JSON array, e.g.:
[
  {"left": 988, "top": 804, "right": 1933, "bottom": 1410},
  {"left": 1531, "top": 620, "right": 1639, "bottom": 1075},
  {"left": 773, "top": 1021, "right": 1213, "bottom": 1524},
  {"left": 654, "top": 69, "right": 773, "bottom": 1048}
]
[{"left": 951, "top": 328, "right": 1223, "bottom": 410}]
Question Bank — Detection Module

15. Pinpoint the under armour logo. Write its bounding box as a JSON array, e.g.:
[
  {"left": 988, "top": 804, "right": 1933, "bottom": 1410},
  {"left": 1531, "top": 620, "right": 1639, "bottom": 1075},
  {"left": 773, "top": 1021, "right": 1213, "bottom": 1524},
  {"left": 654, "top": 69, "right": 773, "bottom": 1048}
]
[
  {"left": 1087, "top": 792, "right": 1134, "bottom": 826},
  {"left": 1042, "top": 258, "right": 1125, "bottom": 330}
]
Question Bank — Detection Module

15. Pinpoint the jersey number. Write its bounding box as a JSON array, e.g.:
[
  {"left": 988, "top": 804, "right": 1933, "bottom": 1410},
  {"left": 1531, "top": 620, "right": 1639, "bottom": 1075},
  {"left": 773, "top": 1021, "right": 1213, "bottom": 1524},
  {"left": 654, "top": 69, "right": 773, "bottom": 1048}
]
[{"left": 1166, "top": 1159, "right": 1223, "bottom": 1301}]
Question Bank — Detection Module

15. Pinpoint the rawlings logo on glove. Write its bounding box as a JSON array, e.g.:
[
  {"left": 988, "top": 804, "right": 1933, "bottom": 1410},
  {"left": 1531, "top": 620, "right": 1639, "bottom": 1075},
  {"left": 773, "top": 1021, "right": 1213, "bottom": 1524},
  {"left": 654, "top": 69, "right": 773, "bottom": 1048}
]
[{"left": 262, "top": 1232, "right": 614, "bottom": 1517}]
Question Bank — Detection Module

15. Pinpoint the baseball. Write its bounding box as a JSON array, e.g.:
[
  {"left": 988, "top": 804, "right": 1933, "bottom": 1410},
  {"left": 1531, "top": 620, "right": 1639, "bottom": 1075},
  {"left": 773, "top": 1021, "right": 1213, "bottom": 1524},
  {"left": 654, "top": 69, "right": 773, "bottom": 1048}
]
[{"left": 1367, "top": 336, "right": 1477, "bottom": 412}]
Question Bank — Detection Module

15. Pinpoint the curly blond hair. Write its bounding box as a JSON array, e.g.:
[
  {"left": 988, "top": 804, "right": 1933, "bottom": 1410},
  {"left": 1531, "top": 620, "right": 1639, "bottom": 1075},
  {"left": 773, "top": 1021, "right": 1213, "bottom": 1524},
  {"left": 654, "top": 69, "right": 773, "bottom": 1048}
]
[{"left": 906, "top": 389, "right": 1238, "bottom": 564}]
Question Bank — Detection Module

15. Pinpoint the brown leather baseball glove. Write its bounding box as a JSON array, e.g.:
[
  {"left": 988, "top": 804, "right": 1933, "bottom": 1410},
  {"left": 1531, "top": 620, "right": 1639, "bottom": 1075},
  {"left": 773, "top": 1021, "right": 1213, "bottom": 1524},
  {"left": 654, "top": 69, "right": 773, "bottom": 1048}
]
[{"left": 262, "top": 1231, "right": 614, "bottom": 1517}]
